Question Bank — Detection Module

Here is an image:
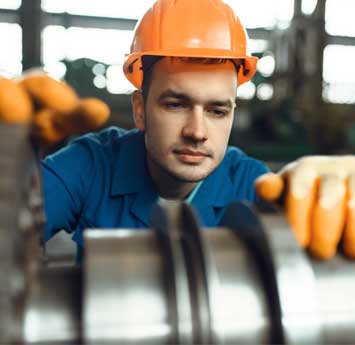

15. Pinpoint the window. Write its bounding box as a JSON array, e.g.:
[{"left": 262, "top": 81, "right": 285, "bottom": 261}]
[
  {"left": 225, "top": 0, "right": 294, "bottom": 29},
  {"left": 301, "top": 0, "right": 318, "bottom": 15},
  {"left": 325, "top": 0, "right": 355, "bottom": 37},
  {"left": 249, "top": 39, "right": 269, "bottom": 54},
  {"left": 42, "top": 26, "right": 132, "bottom": 65},
  {"left": 323, "top": 45, "right": 355, "bottom": 104},
  {"left": 42, "top": 0, "right": 155, "bottom": 19},
  {"left": 0, "top": 0, "right": 21, "bottom": 10},
  {"left": 0, "top": 23, "right": 22, "bottom": 77},
  {"left": 42, "top": 0, "right": 295, "bottom": 28},
  {"left": 42, "top": 25, "right": 134, "bottom": 92}
]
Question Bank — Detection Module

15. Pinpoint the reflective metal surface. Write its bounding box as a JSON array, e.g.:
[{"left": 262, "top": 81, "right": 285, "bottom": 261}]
[
  {"left": 152, "top": 202, "right": 195, "bottom": 344},
  {"left": 83, "top": 203, "right": 277, "bottom": 344},
  {"left": 205, "top": 229, "right": 271, "bottom": 344},
  {"left": 0, "top": 124, "right": 42, "bottom": 343},
  {"left": 312, "top": 254, "right": 355, "bottom": 344},
  {"left": 84, "top": 230, "right": 174, "bottom": 344},
  {"left": 261, "top": 212, "right": 322, "bottom": 344},
  {"left": 23, "top": 266, "right": 82, "bottom": 344}
]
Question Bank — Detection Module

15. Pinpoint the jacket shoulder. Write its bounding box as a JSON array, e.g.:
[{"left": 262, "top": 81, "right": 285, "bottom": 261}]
[
  {"left": 73, "top": 126, "right": 138, "bottom": 148},
  {"left": 223, "top": 146, "right": 269, "bottom": 189},
  {"left": 43, "top": 127, "right": 139, "bottom": 205},
  {"left": 224, "top": 146, "right": 268, "bottom": 171}
]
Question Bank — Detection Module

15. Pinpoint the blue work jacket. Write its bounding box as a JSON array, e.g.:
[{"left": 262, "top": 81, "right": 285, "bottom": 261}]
[{"left": 42, "top": 127, "right": 269, "bottom": 255}]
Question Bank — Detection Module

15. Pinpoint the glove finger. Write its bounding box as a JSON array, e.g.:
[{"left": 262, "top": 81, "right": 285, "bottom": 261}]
[
  {"left": 309, "top": 176, "right": 346, "bottom": 259},
  {"left": 59, "top": 98, "right": 110, "bottom": 135},
  {"left": 254, "top": 172, "right": 284, "bottom": 201},
  {"left": 285, "top": 175, "right": 318, "bottom": 247},
  {"left": 32, "top": 109, "right": 65, "bottom": 145},
  {"left": 20, "top": 74, "right": 78, "bottom": 114},
  {"left": 0, "top": 78, "right": 33, "bottom": 124},
  {"left": 342, "top": 175, "right": 355, "bottom": 258}
]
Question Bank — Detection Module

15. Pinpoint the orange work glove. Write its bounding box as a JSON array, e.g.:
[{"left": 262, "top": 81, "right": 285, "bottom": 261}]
[
  {"left": 0, "top": 77, "right": 33, "bottom": 124},
  {"left": 31, "top": 97, "right": 110, "bottom": 146},
  {"left": 20, "top": 73, "right": 79, "bottom": 114},
  {"left": 0, "top": 73, "right": 110, "bottom": 146},
  {"left": 255, "top": 156, "right": 355, "bottom": 260}
]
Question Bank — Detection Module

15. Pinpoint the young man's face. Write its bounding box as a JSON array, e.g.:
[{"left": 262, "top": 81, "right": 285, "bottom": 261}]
[{"left": 133, "top": 58, "right": 237, "bottom": 183}]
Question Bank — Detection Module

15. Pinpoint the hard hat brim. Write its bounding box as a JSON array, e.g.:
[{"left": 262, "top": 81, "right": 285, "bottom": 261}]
[{"left": 123, "top": 48, "right": 258, "bottom": 90}]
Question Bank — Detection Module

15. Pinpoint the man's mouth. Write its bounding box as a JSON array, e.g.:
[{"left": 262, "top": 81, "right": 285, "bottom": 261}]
[{"left": 174, "top": 149, "right": 211, "bottom": 164}]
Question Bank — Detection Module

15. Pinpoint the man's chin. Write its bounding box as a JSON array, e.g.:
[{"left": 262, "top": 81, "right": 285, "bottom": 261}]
[
  {"left": 168, "top": 167, "right": 213, "bottom": 183},
  {"left": 174, "top": 176, "right": 205, "bottom": 183}
]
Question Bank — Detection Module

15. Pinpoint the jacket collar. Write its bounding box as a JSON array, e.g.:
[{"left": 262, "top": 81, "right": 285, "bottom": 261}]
[
  {"left": 110, "top": 130, "right": 158, "bottom": 226},
  {"left": 192, "top": 156, "right": 234, "bottom": 226},
  {"left": 110, "top": 129, "right": 153, "bottom": 196},
  {"left": 110, "top": 130, "right": 234, "bottom": 226},
  {"left": 194, "top": 158, "right": 234, "bottom": 207}
]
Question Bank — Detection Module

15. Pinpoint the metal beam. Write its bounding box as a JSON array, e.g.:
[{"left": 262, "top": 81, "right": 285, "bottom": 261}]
[
  {"left": 0, "top": 7, "right": 273, "bottom": 39},
  {"left": 19, "top": 0, "right": 43, "bottom": 69},
  {"left": 0, "top": 8, "right": 18, "bottom": 23},
  {"left": 247, "top": 28, "right": 273, "bottom": 40},
  {"left": 43, "top": 12, "right": 137, "bottom": 30},
  {"left": 327, "top": 35, "right": 355, "bottom": 46},
  {"left": 294, "top": 0, "right": 302, "bottom": 17}
]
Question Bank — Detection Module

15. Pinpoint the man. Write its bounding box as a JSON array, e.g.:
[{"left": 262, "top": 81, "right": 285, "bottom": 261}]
[{"left": 43, "top": 0, "right": 355, "bottom": 261}]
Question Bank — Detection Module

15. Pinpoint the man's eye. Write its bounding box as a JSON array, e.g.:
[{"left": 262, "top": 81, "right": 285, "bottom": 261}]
[
  {"left": 208, "top": 108, "right": 228, "bottom": 117},
  {"left": 163, "top": 101, "right": 185, "bottom": 109}
]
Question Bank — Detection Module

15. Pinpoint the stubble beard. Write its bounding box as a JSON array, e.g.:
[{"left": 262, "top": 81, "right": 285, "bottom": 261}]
[{"left": 148, "top": 149, "right": 218, "bottom": 184}]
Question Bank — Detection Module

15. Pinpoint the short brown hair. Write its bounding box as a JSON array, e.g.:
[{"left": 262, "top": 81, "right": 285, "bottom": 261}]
[{"left": 141, "top": 56, "right": 241, "bottom": 103}]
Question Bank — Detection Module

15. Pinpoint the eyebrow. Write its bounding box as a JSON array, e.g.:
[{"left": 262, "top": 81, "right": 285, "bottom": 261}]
[{"left": 158, "top": 89, "right": 236, "bottom": 108}]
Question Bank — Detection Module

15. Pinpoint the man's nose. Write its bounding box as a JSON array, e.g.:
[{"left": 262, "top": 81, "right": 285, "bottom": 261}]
[{"left": 181, "top": 107, "right": 208, "bottom": 142}]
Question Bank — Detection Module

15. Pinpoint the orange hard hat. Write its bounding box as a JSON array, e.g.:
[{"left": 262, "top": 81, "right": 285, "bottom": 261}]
[{"left": 123, "top": 0, "right": 258, "bottom": 89}]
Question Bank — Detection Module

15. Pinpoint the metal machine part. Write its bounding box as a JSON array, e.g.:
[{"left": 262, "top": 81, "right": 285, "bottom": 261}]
[
  {"left": 83, "top": 202, "right": 355, "bottom": 345},
  {"left": 0, "top": 124, "right": 45, "bottom": 343},
  {"left": 23, "top": 265, "right": 82, "bottom": 344},
  {"left": 1, "top": 123, "right": 355, "bottom": 344}
]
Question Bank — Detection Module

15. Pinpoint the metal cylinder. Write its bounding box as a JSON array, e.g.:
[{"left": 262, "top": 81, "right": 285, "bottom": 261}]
[
  {"left": 23, "top": 265, "right": 82, "bottom": 344},
  {"left": 0, "top": 124, "right": 45, "bottom": 344},
  {"left": 82, "top": 202, "right": 355, "bottom": 344},
  {"left": 83, "top": 230, "right": 176, "bottom": 344},
  {"left": 260, "top": 210, "right": 322, "bottom": 344},
  {"left": 260, "top": 209, "right": 355, "bottom": 344},
  {"left": 83, "top": 229, "right": 275, "bottom": 344},
  {"left": 312, "top": 255, "right": 355, "bottom": 344},
  {"left": 204, "top": 229, "right": 272, "bottom": 344}
]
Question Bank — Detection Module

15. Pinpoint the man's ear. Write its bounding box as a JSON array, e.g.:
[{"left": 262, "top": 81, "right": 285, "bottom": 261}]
[{"left": 131, "top": 90, "right": 145, "bottom": 131}]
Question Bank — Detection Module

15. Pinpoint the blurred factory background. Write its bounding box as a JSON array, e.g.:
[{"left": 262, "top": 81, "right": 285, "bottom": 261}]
[{"left": 1, "top": 0, "right": 355, "bottom": 164}]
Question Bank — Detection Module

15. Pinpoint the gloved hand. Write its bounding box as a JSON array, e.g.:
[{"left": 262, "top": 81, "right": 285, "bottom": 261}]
[
  {"left": 255, "top": 156, "right": 355, "bottom": 260},
  {"left": 0, "top": 72, "right": 110, "bottom": 146}
]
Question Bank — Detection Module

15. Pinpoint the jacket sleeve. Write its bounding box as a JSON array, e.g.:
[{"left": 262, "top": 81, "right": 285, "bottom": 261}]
[
  {"left": 231, "top": 156, "right": 270, "bottom": 204},
  {"left": 41, "top": 138, "right": 98, "bottom": 241},
  {"left": 247, "top": 159, "right": 270, "bottom": 204}
]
